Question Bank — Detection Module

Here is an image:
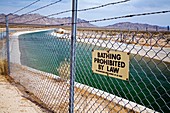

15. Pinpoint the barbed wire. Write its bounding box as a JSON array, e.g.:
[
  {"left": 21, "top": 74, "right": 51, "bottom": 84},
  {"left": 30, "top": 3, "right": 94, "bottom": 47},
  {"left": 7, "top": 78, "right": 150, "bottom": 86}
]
[
  {"left": 12, "top": 0, "right": 41, "bottom": 14},
  {"left": 3, "top": 9, "right": 170, "bottom": 28},
  {"left": 0, "top": 0, "right": 40, "bottom": 23},
  {"left": 9, "top": 0, "right": 62, "bottom": 21},
  {"left": 2, "top": 0, "right": 169, "bottom": 29},
  {"left": 18, "top": 0, "right": 131, "bottom": 24},
  {"left": 78, "top": 0, "right": 130, "bottom": 12},
  {"left": 63, "top": 10, "right": 170, "bottom": 26},
  {"left": 22, "top": 10, "right": 71, "bottom": 24},
  {"left": 4, "top": 9, "right": 170, "bottom": 28},
  {"left": 87, "top": 10, "right": 170, "bottom": 23}
]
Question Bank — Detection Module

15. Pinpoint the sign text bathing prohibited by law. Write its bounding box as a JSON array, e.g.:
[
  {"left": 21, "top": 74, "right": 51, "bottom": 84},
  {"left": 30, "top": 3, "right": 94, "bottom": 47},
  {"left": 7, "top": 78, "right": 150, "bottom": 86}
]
[{"left": 92, "top": 50, "right": 129, "bottom": 80}]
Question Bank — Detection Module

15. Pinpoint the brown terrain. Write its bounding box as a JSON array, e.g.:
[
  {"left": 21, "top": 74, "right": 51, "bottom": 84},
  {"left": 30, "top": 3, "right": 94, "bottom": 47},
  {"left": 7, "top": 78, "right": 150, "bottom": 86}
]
[{"left": 76, "top": 29, "right": 170, "bottom": 48}]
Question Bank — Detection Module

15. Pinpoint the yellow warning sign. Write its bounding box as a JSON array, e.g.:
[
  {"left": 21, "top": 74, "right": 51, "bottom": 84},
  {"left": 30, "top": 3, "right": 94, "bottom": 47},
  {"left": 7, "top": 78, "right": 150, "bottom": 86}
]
[{"left": 92, "top": 50, "right": 129, "bottom": 80}]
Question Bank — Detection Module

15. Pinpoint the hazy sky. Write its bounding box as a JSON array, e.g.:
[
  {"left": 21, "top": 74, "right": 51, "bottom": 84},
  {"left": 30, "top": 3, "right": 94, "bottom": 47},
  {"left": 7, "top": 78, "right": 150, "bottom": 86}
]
[{"left": 0, "top": 0, "right": 169, "bottom": 26}]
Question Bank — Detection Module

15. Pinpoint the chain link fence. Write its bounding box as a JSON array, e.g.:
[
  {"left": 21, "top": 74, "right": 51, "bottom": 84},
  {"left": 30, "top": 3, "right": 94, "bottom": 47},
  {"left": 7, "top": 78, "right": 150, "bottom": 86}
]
[
  {"left": 74, "top": 29, "right": 170, "bottom": 113},
  {"left": 0, "top": 0, "right": 169, "bottom": 112},
  {"left": 9, "top": 28, "right": 170, "bottom": 112},
  {"left": 9, "top": 29, "right": 70, "bottom": 112}
]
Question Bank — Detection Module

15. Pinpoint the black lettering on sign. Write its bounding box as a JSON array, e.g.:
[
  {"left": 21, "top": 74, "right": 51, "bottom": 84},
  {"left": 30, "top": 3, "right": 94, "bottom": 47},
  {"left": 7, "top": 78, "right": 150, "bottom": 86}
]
[
  {"left": 94, "top": 58, "right": 98, "bottom": 63},
  {"left": 121, "top": 62, "right": 125, "bottom": 68},
  {"left": 98, "top": 64, "right": 104, "bottom": 70},
  {"left": 97, "top": 52, "right": 122, "bottom": 60},
  {"left": 116, "top": 54, "right": 121, "bottom": 60},
  {"left": 107, "top": 66, "right": 119, "bottom": 73}
]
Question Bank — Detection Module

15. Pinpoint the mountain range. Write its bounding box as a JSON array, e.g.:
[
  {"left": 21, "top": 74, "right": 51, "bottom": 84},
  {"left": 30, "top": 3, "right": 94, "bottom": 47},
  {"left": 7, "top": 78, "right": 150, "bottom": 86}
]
[
  {"left": 0, "top": 13, "right": 95, "bottom": 27},
  {"left": 0, "top": 13, "right": 168, "bottom": 31},
  {"left": 105, "top": 22, "right": 167, "bottom": 31}
]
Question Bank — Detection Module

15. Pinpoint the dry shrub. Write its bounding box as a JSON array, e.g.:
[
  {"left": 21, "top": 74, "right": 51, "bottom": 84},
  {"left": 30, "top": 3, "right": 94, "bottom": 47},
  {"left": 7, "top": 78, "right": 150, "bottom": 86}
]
[
  {"left": 57, "top": 59, "right": 70, "bottom": 80},
  {"left": 0, "top": 59, "right": 8, "bottom": 75},
  {"left": 0, "top": 40, "right": 3, "bottom": 49}
]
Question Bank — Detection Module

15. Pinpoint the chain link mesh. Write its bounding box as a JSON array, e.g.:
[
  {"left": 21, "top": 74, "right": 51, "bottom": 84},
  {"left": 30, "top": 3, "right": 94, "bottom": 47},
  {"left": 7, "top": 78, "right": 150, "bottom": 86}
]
[
  {"left": 9, "top": 28, "right": 170, "bottom": 112},
  {"left": 10, "top": 30, "right": 71, "bottom": 112},
  {"left": 74, "top": 29, "right": 170, "bottom": 112}
]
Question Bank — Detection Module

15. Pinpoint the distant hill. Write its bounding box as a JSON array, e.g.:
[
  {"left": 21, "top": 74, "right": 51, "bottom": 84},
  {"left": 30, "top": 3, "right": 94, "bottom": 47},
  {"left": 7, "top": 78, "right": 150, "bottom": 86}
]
[
  {"left": 0, "top": 14, "right": 168, "bottom": 31},
  {"left": 0, "top": 13, "right": 96, "bottom": 27},
  {"left": 105, "top": 22, "right": 167, "bottom": 31}
]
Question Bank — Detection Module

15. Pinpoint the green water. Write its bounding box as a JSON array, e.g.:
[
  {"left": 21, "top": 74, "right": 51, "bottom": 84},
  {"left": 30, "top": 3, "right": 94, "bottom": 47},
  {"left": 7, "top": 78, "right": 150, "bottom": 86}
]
[{"left": 19, "top": 31, "right": 170, "bottom": 112}]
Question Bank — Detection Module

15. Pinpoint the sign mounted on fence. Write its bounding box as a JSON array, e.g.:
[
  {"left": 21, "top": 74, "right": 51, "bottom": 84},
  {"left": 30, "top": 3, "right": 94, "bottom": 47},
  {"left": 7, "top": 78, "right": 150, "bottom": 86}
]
[{"left": 92, "top": 50, "right": 129, "bottom": 80}]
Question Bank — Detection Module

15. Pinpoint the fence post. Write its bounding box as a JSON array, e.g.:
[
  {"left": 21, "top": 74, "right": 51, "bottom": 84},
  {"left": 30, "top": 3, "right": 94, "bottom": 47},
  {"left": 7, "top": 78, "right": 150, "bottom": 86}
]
[
  {"left": 69, "top": 0, "right": 78, "bottom": 112},
  {"left": 5, "top": 15, "right": 10, "bottom": 75}
]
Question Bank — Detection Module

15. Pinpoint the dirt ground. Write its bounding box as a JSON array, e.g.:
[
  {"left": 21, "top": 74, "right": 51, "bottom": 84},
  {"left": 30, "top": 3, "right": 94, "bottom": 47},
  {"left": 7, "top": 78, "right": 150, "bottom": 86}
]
[
  {"left": 0, "top": 74, "right": 51, "bottom": 113},
  {"left": 9, "top": 63, "right": 136, "bottom": 113}
]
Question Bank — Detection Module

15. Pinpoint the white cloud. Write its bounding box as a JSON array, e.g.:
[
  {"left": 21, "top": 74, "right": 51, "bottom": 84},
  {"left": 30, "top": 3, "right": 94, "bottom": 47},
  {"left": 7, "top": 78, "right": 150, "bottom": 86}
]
[
  {"left": 0, "top": 0, "right": 169, "bottom": 26},
  {"left": 76, "top": 0, "right": 170, "bottom": 26}
]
